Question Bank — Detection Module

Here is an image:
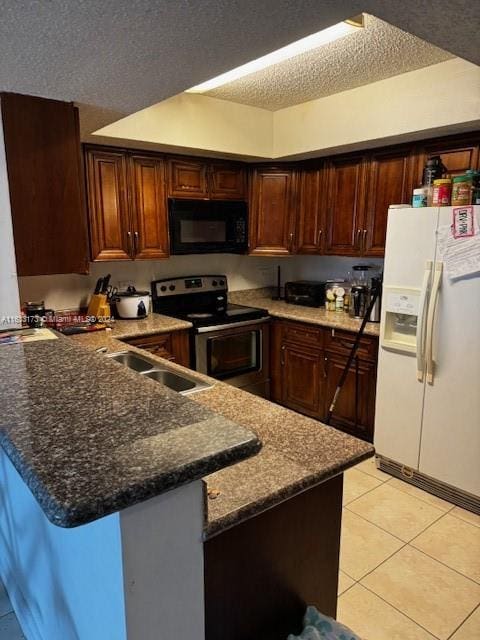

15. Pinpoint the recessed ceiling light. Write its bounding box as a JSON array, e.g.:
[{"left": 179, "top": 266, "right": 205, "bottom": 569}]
[{"left": 186, "top": 15, "right": 364, "bottom": 93}]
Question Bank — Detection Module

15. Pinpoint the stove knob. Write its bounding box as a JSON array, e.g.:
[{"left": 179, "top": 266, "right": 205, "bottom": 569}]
[
  {"left": 219, "top": 279, "right": 225, "bottom": 286},
  {"left": 212, "top": 280, "right": 218, "bottom": 286},
  {"left": 160, "top": 285, "right": 167, "bottom": 292},
  {"left": 169, "top": 285, "right": 176, "bottom": 291}
]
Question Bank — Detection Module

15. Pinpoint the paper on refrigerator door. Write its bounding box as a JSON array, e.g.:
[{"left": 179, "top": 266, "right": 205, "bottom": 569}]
[{"left": 436, "top": 208, "right": 480, "bottom": 280}]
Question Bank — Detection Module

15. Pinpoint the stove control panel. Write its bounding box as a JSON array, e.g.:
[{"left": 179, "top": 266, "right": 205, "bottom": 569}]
[{"left": 152, "top": 275, "right": 228, "bottom": 298}]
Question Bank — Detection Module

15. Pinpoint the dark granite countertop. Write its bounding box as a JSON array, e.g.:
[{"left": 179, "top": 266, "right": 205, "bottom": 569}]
[
  {"left": 105, "top": 313, "right": 192, "bottom": 340},
  {"left": 230, "top": 289, "right": 380, "bottom": 337},
  {"left": 73, "top": 331, "right": 374, "bottom": 539},
  {"left": 0, "top": 335, "right": 260, "bottom": 528}
]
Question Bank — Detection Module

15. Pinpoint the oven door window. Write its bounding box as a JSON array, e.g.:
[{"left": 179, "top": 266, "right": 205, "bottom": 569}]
[{"left": 206, "top": 330, "right": 261, "bottom": 379}]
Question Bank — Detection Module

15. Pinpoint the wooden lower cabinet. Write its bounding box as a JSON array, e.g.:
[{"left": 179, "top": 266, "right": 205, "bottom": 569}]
[
  {"left": 324, "top": 351, "right": 376, "bottom": 442},
  {"left": 123, "top": 330, "right": 190, "bottom": 368},
  {"left": 271, "top": 319, "right": 377, "bottom": 442},
  {"left": 281, "top": 344, "right": 325, "bottom": 418}
]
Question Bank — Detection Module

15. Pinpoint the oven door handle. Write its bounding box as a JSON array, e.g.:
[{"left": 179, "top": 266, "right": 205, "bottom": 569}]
[{"left": 195, "top": 317, "right": 270, "bottom": 333}]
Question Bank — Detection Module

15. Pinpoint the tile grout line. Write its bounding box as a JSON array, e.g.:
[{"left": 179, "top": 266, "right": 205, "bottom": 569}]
[
  {"left": 357, "top": 582, "right": 443, "bottom": 640},
  {"left": 342, "top": 505, "right": 480, "bottom": 637},
  {"left": 352, "top": 465, "right": 391, "bottom": 484},
  {"left": 386, "top": 482, "right": 456, "bottom": 514},
  {"left": 448, "top": 510, "right": 480, "bottom": 529},
  {"left": 407, "top": 543, "right": 480, "bottom": 588},
  {"left": 352, "top": 467, "right": 462, "bottom": 516},
  {"left": 445, "top": 602, "right": 480, "bottom": 640},
  {"left": 346, "top": 474, "right": 452, "bottom": 515},
  {"left": 345, "top": 490, "right": 449, "bottom": 544},
  {"left": 343, "top": 475, "right": 388, "bottom": 508},
  {"left": 342, "top": 504, "right": 407, "bottom": 543}
]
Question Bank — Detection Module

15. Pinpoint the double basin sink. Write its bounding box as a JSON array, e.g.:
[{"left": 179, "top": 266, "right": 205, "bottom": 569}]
[{"left": 106, "top": 350, "right": 213, "bottom": 395}]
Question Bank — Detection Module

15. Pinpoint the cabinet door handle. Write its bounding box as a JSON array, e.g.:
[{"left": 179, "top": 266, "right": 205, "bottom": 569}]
[
  {"left": 127, "top": 231, "right": 133, "bottom": 256},
  {"left": 362, "top": 229, "right": 367, "bottom": 253},
  {"left": 289, "top": 232, "right": 294, "bottom": 252},
  {"left": 317, "top": 228, "right": 323, "bottom": 246},
  {"left": 324, "top": 356, "right": 328, "bottom": 378},
  {"left": 356, "top": 228, "right": 361, "bottom": 248},
  {"left": 134, "top": 231, "right": 139, "bottom": 254},
  {"left": 281, "top": 344, "right": 286, "bottom": 366}
]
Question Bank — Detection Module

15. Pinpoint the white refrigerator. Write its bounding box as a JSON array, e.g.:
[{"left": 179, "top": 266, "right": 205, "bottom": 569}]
[{"left": 375, "top": 206, "right": 480, "bottom": 509}]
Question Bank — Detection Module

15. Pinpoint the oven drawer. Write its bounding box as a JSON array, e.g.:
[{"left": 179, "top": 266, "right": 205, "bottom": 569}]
[
  {"left": 324, "top": 328, "right": 378, "bottom": 362},
  {"left": 281, "top": 321, "right": 324, "bottom": 350}
]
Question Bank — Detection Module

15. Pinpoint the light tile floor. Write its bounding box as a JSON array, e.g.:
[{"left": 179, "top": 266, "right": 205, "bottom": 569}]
[
  {"left": 1, "top": 457, "right": 479, "bottom": 640},
  {"left": 338, "top": 458, "right": 480, "bottom": 640}
]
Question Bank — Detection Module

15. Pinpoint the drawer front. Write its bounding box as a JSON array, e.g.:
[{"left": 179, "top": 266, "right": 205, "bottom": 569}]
[
  {"left": 281, "top": 321, "right": 324, "bottom": 349},
  {"left": 324, "top": 328, "right": 377, "bottom": 361}
]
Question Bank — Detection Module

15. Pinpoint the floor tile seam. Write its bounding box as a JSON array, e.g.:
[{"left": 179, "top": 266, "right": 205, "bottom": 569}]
[
  {"left": 449, "top": 511, "right": 480, "bottom": 528},
  {"left": 346, "top": 539, "right": 409, "bottom": 582},
  {"left": 445, "top": 602, "right": 480, "bottom": 640},
  {"left": 346, "top": 479, "right": 447, "bottom": 518},
  {"left": 342, "top": 505, "right": 410, "bottom": 543},
  {"left": 406, "top": 542, "right": 480, "bottom": 588},
  {"left": 345, "top": 500, "right": 448, "bottom": 544},
  {"left": 343, "top": 478, "right": 387, "bottom": 507},
  {"left": 357, "top": 581, "right": 442, "bottom": 640},
  {"left": 387, "top": 482, "right": 456, "bottom": 513},
  {"left": 353, "top": 467, "right": 391, "bottom": 484}
]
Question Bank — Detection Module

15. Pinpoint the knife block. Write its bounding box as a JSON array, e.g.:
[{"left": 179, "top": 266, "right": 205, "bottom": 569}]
[{"left": 87, "top": 294, "right": 111, "bottom": 320}]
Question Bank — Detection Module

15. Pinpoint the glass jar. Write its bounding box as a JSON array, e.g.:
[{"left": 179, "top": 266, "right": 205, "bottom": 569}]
[{"left": 451, "top": 174, "right": 473, "bottom": 206}]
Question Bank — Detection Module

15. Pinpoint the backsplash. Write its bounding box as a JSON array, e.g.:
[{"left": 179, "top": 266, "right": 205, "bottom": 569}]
[{"left": 17, "top": 254, "right": 383, "bottom": 311}]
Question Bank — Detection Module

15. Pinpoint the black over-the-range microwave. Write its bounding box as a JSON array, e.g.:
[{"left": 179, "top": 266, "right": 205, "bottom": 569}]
[{"left": 168, "top": 198, "right": 248, "bottom": 255}]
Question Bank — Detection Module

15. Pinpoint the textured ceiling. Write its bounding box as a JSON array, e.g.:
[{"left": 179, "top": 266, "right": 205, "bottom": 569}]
[
  {"left": 0, "top": 1, "right": 478, "bottom": 132},
  {"left": 204, "top": 15, "right": 454, "bottom": 110}
]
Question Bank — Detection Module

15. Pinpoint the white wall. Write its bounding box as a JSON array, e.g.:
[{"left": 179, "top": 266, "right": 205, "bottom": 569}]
[
  {"left": 0, "top": 104, "right": 21, "bottom": 328},
  {"left": 17, "top": 254, "right": 383, "bottom": 311}
]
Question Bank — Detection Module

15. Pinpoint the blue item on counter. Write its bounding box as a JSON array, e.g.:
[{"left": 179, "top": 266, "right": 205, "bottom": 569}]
[{"left": 287, "top": 606, "right": 361, "bottom": 640}]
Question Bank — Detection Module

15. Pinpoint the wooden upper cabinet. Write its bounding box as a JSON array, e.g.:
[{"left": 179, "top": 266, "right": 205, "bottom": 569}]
[
  {"left": 209, "top": 162, "right": 246, "bottom": 200},
  {"left": 129, "top": 155, "right": 169, "bottom": 260},
  {"left": 1, "top": 92, "right": 89, "bottom": 276},
  {"left": 416, "top": 138, "right": 480, "bottom": 181},
  {"left": 85, "top": 148, "right": 131, "bottom": 261},
  {"left": 168, "top": 158, "right": 208, "bottom": 198},
  {"left": 362, "top": 149, "right": 412, "bottom": 256},
  {"left": 249, "top": 167, "right": 297, "bottom": 256},
  {"left": 324, "top": 156, "right": 366, "bottom": 256},
  {"left": 296, "top": 166, "right": 327, "bottom": 254}
]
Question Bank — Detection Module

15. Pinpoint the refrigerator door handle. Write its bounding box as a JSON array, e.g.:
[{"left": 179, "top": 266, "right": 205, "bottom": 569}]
[
  {"left": 425, "top": 261, "right": 443, "bottom": 385},
  {"left": 416, "top": 261, "right": 433, "bottom": 382}
]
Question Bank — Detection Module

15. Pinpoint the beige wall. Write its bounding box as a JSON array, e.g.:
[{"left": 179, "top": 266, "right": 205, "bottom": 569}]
[
  {"left": 273, "top": 58, "right": 480, "bottom": 158},
  {"left": 94, "top": 93, "right": 273, "bottom": 159},
  {"left": 93, "top": 59, "right": 480, "bottom": 160}
]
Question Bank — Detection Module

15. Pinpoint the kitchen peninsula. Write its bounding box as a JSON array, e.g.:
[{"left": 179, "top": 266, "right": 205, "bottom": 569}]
[{"left": 0, "top": 319, "right": 372, "bottom": 640}]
